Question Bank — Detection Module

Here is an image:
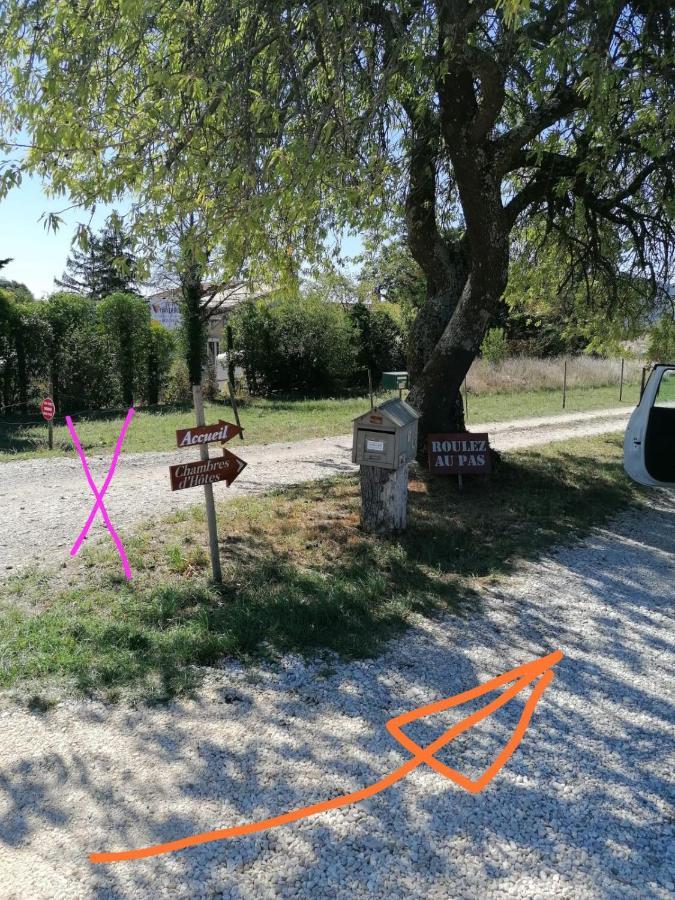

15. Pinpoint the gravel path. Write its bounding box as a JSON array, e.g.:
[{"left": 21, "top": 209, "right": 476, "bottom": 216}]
[
  {"left": 0, "top": 406, "right": 631, "bottom": 577},
  {"left": 1, "top": 489, "right": 673, "bottom": 899}
]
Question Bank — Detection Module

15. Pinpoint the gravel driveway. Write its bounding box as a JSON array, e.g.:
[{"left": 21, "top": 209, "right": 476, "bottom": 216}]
[
  {"left": 1, "top": 488, "right": 673, "bottom": 899},
  {"left": 0, "top": 406, "right": 631, "bottom": 578}
]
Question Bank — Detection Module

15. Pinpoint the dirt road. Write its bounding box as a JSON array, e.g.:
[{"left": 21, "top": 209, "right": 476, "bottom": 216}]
[{"left": 0, "top": 406, "right": 632, "bottom": 577}]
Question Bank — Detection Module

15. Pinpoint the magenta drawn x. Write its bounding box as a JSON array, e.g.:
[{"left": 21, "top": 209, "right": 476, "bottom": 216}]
[{"left": 65, "top": 408, "right": 135, "bottom": 580}]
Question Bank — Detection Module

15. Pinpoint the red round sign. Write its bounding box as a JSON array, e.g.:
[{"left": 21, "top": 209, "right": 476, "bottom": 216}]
[{"left": 40, "top": 397, "right": 55, "bottom": 421}]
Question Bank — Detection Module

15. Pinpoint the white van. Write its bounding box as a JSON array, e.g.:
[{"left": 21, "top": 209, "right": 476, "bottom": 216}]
[{"left": 624, "top": 364, "right": 675, "bottom": 487}]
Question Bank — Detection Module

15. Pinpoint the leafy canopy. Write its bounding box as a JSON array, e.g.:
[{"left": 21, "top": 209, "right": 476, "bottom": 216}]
[{"left": 0, "top": 0, "right": 673, "bottom": 298}]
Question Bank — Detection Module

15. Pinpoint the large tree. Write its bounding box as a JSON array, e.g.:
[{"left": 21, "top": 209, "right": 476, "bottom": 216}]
[
  {"left": 55, "top": 220, "right": 141, "bottom": 299},
  {"left": 1, "top": 1, "right": 673, "bottom": 453}
]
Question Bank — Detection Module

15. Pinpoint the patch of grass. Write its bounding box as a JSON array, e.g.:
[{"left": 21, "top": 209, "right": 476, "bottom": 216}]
[
  {"left": 0, "top": 433, "right": 643, "bottom": 704},
  {"left": 0, "top": 381, "right": 640, "bottom": 461}
]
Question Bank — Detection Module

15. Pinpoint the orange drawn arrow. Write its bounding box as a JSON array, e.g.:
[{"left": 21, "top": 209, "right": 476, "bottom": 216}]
[{"left": 89, "top": 649, "right": 563, "bottom": 864}]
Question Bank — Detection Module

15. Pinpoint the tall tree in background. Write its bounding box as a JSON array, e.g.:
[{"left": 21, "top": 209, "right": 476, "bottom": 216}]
[
  {"left": 2, "top": 1, "right": 674, "bottom": 455},
  {"left": 56, "top": 220, "right": 141, "bottom": 299}
]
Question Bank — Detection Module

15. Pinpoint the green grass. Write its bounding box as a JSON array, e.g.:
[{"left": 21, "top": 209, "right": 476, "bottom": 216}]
[
  {"left": 0, "top": 433, "right": 643, "bottom": 705},
  {"left": 0, "top": 381, "right": 640, "bottom": 461}
]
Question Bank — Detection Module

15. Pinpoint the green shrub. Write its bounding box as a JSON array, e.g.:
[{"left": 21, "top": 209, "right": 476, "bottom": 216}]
[
  {"left": 146, "top": 321, "right": 175, "bottom": 405},
  {"left": 231, "top": 295, "right": 359, "bottom": 395},
  {"left": 647, "top": 316, "right": 675, "bottom": 362},
  {"left": 480, "top": 327, "right": 509, "bottom": 365},
  {"left": 163, "top": 358, "right": 193, "bottom": 403},
  {"left": 348, "top": 301, "right": 406, "bottom": 387},
  {"left": 43, "top": 292, "right": 113, "bottom": 411},
  {"left": 97, "top": 292, "right": 151, "bottom": 406}
]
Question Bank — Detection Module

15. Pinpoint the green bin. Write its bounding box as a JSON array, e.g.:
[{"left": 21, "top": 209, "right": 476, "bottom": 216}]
[{"left": 381, "top": 371, "right": 409, "bottom": 390}]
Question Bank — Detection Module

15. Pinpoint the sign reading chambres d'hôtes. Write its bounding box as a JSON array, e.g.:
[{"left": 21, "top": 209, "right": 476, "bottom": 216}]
[
  {"left": 427, "top": 432, "right": 492, "bottom": 474},
  {"left": 169, "top": 449, "right": 246, "bottom": 491}
]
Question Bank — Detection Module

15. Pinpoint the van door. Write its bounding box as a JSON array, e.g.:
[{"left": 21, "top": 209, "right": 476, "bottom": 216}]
[{"left": 624, "top": 365, "right": 675, "bottom": 487}]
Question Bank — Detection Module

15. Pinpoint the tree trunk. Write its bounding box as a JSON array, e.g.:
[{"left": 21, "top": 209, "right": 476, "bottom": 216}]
[
  {"left": 408, "top": 243, "right": 469, "bottom": 388},
  {"left": 409, "top": 233, "right": 510, "bottom": 460},
  {"left": 181, "top": 273, "right": 205, "bottom": 387},
  {"left": 360, "top": 464, "right": 409, "bottom": 533}
]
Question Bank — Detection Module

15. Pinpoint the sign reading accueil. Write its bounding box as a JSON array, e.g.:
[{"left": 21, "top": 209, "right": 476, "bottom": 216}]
[
  {"left": 175, "top": 420, "right": 242, "bottom": 448},
  {"left": 428, "top": 432, "right": 491, "bottom": 474}
]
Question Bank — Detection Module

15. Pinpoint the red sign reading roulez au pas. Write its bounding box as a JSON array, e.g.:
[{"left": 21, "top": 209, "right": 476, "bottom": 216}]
[{"left": 428, "top": 432, "right": 491, "bottom": 474}]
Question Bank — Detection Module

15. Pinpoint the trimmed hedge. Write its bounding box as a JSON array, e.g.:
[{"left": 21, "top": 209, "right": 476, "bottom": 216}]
[{"left": 230, "top": 295, "right": 405, "bottom": 396}]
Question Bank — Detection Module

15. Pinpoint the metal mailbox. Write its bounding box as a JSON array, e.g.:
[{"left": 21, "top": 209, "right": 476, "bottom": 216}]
[{"left": 352, "top": 398, "right": 420, "bottom": 470}]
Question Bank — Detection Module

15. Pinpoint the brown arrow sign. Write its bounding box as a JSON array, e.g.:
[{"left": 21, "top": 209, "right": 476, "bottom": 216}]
[
  {"left": 175, "top": 420, "right": 242, "bottom": 449},
  {"left": 169, "top": 449, "right": 247, "bottom": 491}
]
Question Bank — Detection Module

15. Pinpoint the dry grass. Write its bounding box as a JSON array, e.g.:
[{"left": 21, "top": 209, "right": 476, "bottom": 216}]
[{"left": 466, "top": 356, "right": 644, "bottom": 394}]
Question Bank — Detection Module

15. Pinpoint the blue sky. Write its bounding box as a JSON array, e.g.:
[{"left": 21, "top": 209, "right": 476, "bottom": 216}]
[
  {"left": 0, "top": 173, "right": 115, "bottom": 298},
  {"left": 0, "top": 173, "right": 363, "bottom": 298}
]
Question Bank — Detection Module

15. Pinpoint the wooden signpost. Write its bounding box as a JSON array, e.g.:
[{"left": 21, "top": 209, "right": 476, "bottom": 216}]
[{"left": 172, "top": 385, "right": 247, "bottom": 584}]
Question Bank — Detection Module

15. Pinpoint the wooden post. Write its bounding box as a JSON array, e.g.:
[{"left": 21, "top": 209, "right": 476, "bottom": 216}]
[
  {"left": 359, "top": 465, "right": 408, "bottom": 533},
  {"left": 368, "top": 369, "right": 374, "bottom": 410},
  {"left": 193, "top": 384, "right": 222, "bottom": 584},
  {"left": 562, "top": 360, "right": 567, "bottom": 409},
  {"left": 619, "top": 358, "right": 625, "bottom": 402}
]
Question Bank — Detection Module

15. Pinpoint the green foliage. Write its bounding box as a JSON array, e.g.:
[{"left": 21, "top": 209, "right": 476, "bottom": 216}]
[
  {"left": 503, "top": 221, "right": 661, "bottom": 356},
  {"left": 163, "top": 358, "right": 193, "bottom": 404},
  {"left": 348, "top": 301, "right": 406, "bottom": 387},
  {"left": 356, "top": 239, "right": 427, "bottom": 311},
  {"left": 97, "top": 292, "right": 151, "bottom": 406},
  {"left": 647, "top": 317, "right": 675, "bottom": 362},
  {"left": 231, "top": 295, "right": 359, "bottom": 396},
  {"left": 43, "top": 293, "right": 112, "bottom": 411},
  {"left": 146, "top": 320, "right": 175, "bottom": 405},
  {"left": 2, "top": 0, "right": 673, "bottom": 428},
  {"left": 203, "top": 361, "right": 221, "bottom": 402},
  {"left": 0, "top": 278, "right": 34, "bottom": 305},
  {"left": 0, "top": 289, "right": 176, "bottom": 415},
  {"left": 56, "top": 220, "right": 141, "bottom": 299},
  {"left": 480, "top": 328, "right": 509, "bottom": 365}
]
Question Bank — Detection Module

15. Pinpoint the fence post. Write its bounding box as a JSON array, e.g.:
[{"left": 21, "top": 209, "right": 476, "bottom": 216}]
[
  {"left": 562, "top": 360, "right": 567, "bottom": 409},
  {"left": 619, "top": 358, "right": 624, "bottom": 402}
]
